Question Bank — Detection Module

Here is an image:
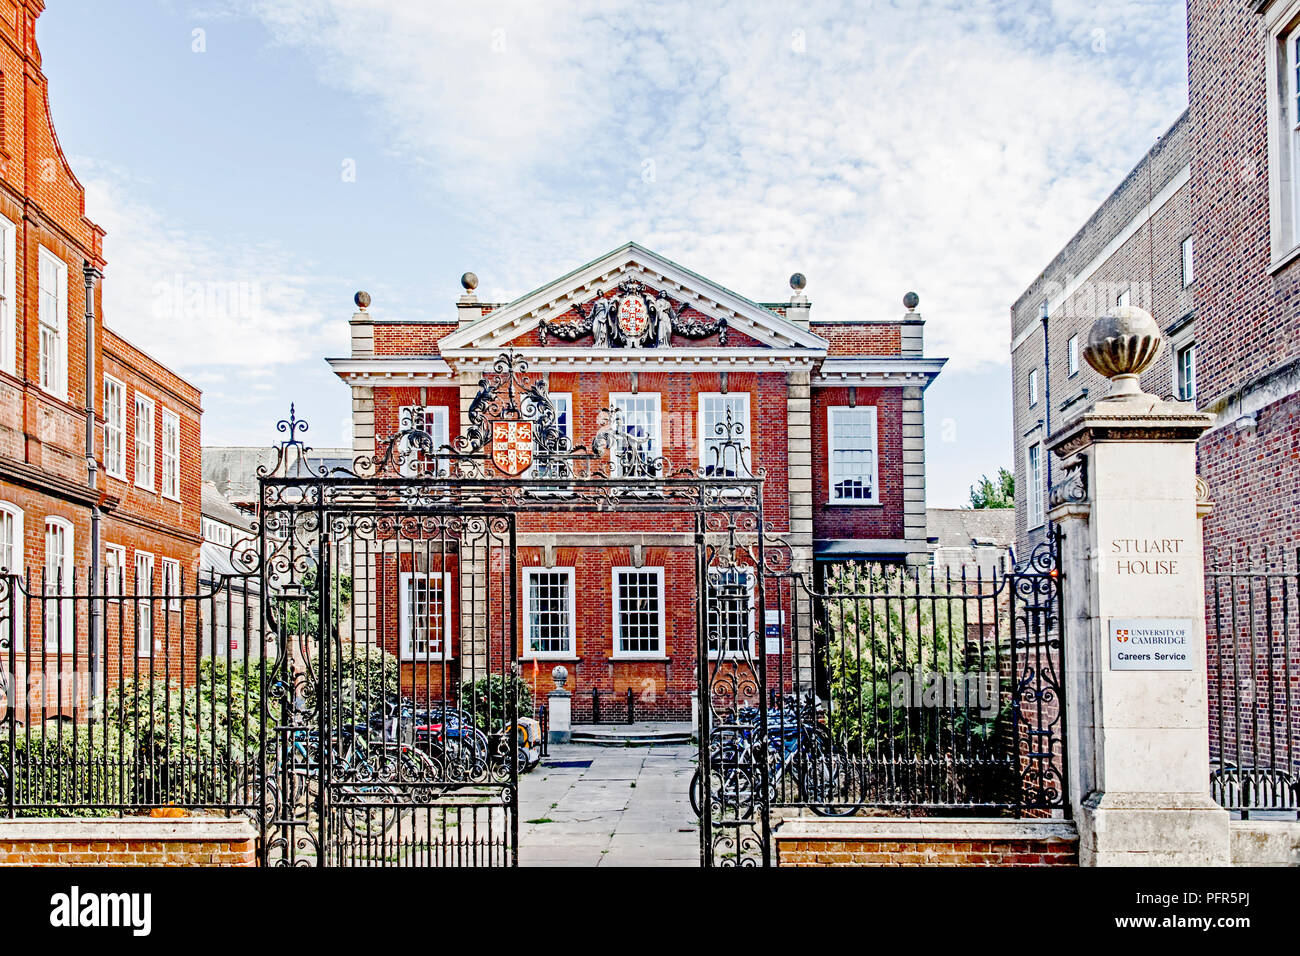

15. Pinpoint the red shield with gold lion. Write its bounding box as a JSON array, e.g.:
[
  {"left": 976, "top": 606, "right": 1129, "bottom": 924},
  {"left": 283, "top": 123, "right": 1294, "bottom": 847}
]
[{"left": 491, "top": 420, "right": 534, "bottom": 475}]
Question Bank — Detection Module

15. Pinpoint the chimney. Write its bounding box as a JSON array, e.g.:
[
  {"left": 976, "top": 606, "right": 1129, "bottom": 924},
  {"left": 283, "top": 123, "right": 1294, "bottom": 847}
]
[
  {"left": 350, "top": 291, "right": 373, "bottom": 357},
  {"left": 786, "top": 272, "right": 810, "bottom": 327},
  {"left": 458, "top": 271, "right": 483, "bottom": 328},
  {"left": 901, "top": 291, "right": 924, "bottom": 357}
]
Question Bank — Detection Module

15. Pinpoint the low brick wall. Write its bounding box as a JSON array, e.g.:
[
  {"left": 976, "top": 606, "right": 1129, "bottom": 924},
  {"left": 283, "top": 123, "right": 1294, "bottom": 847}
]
[
  {"left": 0, "top": 817, "right": 258, "bottom": 867},
  {"left": 775, "top": 818, "right": 1078, "bottom": 867}
]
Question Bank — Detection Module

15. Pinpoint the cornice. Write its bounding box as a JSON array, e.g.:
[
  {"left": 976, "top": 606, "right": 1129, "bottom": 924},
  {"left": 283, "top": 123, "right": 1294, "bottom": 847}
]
[{"left": 1047, "top": 397, "right": 1213, "bottom": 458}]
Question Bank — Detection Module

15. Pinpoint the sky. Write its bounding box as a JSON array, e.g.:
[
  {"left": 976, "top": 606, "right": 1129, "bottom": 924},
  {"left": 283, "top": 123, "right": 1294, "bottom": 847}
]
[{"left": 39, "top": 0, "right": 1189, "bottom": 507}]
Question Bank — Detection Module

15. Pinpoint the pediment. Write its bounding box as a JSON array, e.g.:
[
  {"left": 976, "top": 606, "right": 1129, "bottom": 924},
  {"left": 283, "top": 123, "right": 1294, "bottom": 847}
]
[{"left": 437, "top": 243, "right": 827, "bottom": 354}]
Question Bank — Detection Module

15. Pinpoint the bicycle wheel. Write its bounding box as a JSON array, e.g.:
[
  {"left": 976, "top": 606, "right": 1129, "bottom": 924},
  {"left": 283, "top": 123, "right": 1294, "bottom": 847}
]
[{"left": 805, "top": 735, "right": 865, "bottom": 817}]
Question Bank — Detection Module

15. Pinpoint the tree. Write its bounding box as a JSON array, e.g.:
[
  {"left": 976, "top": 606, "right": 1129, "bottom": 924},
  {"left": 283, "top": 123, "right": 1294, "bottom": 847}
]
[
  {"left": 968, "top": 467, "right": 1014, "bottom": 509},
  {"left": 281, "top": 568, "right": 353, "bottom": 637}
]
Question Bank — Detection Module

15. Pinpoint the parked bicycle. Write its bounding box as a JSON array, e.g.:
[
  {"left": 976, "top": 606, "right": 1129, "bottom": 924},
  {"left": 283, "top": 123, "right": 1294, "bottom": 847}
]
[{"left": 690, "top": 696, "right": 863, "bottom": 819}]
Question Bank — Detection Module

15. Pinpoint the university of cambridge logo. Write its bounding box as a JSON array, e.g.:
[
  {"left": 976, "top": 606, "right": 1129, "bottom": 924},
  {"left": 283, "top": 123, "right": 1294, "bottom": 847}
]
[
  {"left": 1116, "top": 628, "right": 1129, "bottom": 642},
  {"left": 491, "top": 420, "right": 534, "bottom": 475}
]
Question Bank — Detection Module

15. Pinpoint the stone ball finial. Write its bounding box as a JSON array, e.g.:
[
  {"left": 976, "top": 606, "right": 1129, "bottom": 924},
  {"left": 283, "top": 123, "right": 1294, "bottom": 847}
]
[
  {"left": 789, "top": 272, "right": 807, "bottom": 292},
  {"left": 551, "top": 665, "right": 569, "bottom": 690},
  {"left": 1083, "top": 305, "right": 1163, "bottom": 400},
  {"left": 354, "top": 290, "right": 371, "bottom": 310},
  {"left": 903, "top": 291, "right": 920, "bottom": 310},
  {"left": 461, "top": 271, "right": 479, "bottom": 292}
]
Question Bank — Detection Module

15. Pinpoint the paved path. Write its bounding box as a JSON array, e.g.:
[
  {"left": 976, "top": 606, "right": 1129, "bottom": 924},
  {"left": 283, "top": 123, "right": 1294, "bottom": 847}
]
[{"left": 518, "top": 743, "right": 700, "bottom": 866}]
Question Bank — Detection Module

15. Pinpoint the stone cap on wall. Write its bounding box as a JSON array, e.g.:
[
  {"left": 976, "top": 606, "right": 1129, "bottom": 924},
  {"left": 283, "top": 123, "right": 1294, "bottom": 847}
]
[
  {"left": 773, "top": 817, "right": 1078, "bottom": 843},
  {"left": 0, "top": 816, "right": 256, "bottom": 842}
]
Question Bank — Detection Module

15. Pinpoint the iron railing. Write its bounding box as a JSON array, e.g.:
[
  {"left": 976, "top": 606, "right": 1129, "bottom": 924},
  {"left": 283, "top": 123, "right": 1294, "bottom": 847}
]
[
  {"left": 0, "top": 570, "right": 267, "bottom": 818},
  {"left": 1207, "top": 549, "right": 1299, "bottom": 818},
  {"left": 696, "top": 540, "right": 1066, "bottom": 819}
]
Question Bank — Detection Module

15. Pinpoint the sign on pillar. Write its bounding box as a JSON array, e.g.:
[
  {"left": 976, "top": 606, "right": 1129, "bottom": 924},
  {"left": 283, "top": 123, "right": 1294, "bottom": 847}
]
[{"left": 1047, "top": 305, "right": 1229, "bottom": 867}]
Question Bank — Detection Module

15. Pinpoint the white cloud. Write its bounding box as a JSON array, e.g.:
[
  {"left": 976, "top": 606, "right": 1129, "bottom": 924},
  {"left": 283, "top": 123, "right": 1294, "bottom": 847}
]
[
  {"left": 79, "top": 159, "right": 348, "bottom": 371},
  {"left": 217, "top": 0, "right": 1186, "bottom": 370}
]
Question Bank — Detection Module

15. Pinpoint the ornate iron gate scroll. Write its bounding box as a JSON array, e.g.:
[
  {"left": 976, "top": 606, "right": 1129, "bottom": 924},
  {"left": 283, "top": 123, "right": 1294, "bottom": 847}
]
[{"left": 250, "top": 352, "right": 770, "bottom": 867}]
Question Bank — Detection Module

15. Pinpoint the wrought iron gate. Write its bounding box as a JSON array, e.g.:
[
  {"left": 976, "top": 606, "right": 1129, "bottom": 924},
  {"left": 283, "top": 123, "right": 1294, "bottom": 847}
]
[
  {"left": 695, "top": 536, "right": 1066, "bottom": 866},
  {"left": 254, "top": 352, "right": 773, "bottom": 867}
]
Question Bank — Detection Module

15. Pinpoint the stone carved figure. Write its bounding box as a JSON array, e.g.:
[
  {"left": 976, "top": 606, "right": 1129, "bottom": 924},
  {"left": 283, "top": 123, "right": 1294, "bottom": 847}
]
[
  {"left": 591, "top": 299, "right": 610, "bottom": 348},
  {"left": 653, "top": 295, "right": 674, "bottom": 347}
]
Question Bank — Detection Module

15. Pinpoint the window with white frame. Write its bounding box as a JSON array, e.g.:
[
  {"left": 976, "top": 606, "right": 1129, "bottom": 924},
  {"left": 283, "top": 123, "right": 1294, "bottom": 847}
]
[
  {"left": 1177, "top": 342, "right": 1197, "bottom": 402},
  {"left": 398, "top": 571, "right": 450, "bottom": 660},
  {"left": 1067, "top": 335, "right": 1079, "bottom": 377},
  {"left": 103, "top": 377, "right": 127, "bottom": 479},
  {"left": 1026, "top": 443, "right": 1044, "bottom": 530},
  {"left": 162, "top": 410, "right": 181, "bottom": 500},
  {"left": 609, "top": 393, "right": 661, "bottom": 477},
  {"left": 1181, "top": 236, "right": 1195, "bottom": 287},
  {"left": 1287, "top": 19, "right": 1300, "bottom": 251},
  {"left": 0, "top": 502, "right": 23, "bottom": 649},
  {"left": 532, "top": 392, "right": 571, "bottom": 479},
  {"left": 37, "top": 248, "right": 67, "bottom": 397},
  {"left": 44, "top": 517, "right": 74, "bottom": 651},
  {"left": 524, "top": 567, "right": 574, "bottom": 657},
  {"left": 707, "top": 568, "right": 754, "bottom": 659},
  {"left": 104, "top": 544, "right": 125, "bottom": 598},
  {"left": 0, "top": 215, "right": 15, "bottom": 375},
  {"left": 0, "top": 502, "right": 21, "bottom": 574},
  {"left": 397, "top": 406, "right": 450, "bottom": 478},
  {"left": 827, "top": 406, "right": 879, "bottom": 504},
  {"left": 699, "top": 393, "right": 751, "bottom": 477},
  {"left": 203, "top": 518, "right": 233, "bottom": 546},
  {"left": 135, "top": 395, "right": 155, "bottom": 491},
  {"left": 1117, "top": 288, "right": 1131, "bottom": 308},
  {"left": 612, "top": 567, "right": 664, "bottom": 657},
  {"left": 135, "top": 551, "right": 154, "bottom": 657},
  {"left": 1266, "top": 10, "right": 1300, "bottom": 256},
  {"left": 1027, "top": 368, "right": 1039, "bottom": 407},
  {"left": 162, "top": 558, "right": 181, "bottom": 612}
]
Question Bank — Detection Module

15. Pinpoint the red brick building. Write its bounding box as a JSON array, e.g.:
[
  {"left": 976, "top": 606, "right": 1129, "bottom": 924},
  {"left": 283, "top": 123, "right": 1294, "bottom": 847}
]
[
  {"left": 329, "top": 244, "right": 944, "bottom": 716},
  {"left": 0, "top": 1, "right": 201, "bottom": 705},
  {"left": 1185, "top": 0, "right": 1300, "bottom": 560}
]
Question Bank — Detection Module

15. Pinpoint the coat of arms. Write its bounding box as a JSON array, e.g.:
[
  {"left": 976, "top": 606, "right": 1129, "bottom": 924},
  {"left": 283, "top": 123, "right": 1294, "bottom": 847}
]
[
  {"left": 538, "top": 277, "right": 729, "bottom": 348},
  {"left": 491, "top": 420, "right": 534, "bottom": 475},
  {"left": 617, "top": 295, "right": 650, "bottom": 341}
]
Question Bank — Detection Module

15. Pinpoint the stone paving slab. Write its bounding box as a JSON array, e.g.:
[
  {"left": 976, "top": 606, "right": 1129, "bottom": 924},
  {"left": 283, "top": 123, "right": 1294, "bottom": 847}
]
[{"left": 517, "top": 743, "right": 699, "bottom": 867}]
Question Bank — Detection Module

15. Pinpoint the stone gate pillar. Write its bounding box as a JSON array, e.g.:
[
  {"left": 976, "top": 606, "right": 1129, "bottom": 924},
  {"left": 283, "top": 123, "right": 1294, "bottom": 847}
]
[{"left": 1047, "top": 306, "right": 1228, "bottom": 866}]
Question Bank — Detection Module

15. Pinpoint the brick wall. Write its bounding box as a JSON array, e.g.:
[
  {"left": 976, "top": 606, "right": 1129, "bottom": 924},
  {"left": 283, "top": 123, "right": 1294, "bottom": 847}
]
[
  {"left": 1187, "top": 0, "right": 1299, "bottom": 409},
  {"left": 1185, "top": 0, "right": 1300, "bottom": 560},
  {"left": 812, "top": 321, "right": 902, "bottom": 356},
  {"left": 0, "top": 818, "right": 257, "bottom": 867},
  {"left": 810, "top": 385, "right": 904, "bottom": 541}
]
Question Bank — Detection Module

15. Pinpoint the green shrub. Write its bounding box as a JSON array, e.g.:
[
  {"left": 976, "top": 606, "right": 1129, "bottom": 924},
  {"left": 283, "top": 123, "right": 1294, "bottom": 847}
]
[
  {"left": 460, "top": 674, "right": 534, "bottom": 733},
  {"left": 308, "top": 642, "right": 399, "bottom": 725}
]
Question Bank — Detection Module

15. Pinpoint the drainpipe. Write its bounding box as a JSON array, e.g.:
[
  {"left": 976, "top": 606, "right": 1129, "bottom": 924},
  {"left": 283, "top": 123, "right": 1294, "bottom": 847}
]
[
  {"left": 1040, "top": 300, "right": 1052, "bottom": 549},
  {"left": 84, "top": 262, "right": 102, "bottom": 698}
]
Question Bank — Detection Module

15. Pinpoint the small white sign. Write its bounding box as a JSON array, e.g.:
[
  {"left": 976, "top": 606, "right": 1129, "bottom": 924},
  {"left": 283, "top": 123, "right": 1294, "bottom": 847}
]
[
  {"left": 764, "top": 610, "right": 784, "bottom": 654},
  {"left": 1108, "top": 618, "right": 1195, "bottom": 671}
]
